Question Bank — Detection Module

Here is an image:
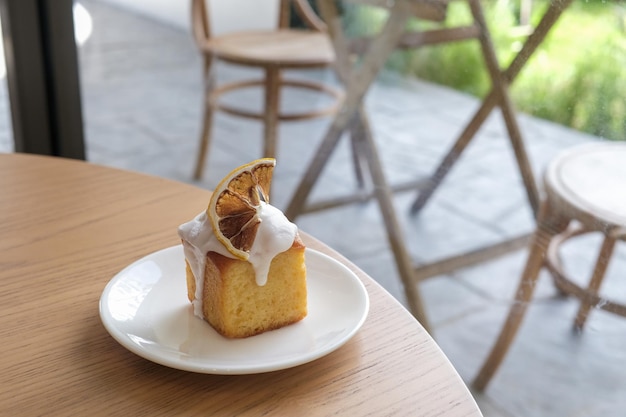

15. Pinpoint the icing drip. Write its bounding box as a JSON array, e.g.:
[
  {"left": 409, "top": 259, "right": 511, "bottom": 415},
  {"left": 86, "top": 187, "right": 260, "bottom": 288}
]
[
  {"left": 248, "top": 203, "right": 297, "bottom": 285},
  {"left": 178, "top": 203, "right": 297, "bottom": 317}
]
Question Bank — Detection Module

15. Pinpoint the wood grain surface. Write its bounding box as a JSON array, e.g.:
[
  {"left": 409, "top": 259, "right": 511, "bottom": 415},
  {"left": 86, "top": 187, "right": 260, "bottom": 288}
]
[{"left": 0, "top": 153, "right": 481, "bottom": 416}]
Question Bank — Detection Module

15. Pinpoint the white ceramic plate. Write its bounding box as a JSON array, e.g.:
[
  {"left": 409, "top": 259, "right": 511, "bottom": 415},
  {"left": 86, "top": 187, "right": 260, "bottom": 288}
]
[{"left": 100, "top": 245, "right": 369, "bottom": 374}]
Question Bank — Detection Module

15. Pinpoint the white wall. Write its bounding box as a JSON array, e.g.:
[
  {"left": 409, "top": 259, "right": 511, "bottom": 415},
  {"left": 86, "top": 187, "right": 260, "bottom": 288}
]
[
  {"left": 97, "top": 0, "right": 279, "bottom": 35},
  {"left": 99, "top": 0, "right": 190, "bottom": 31},
  {"left": 208, "top": 0, "right": 278, "bottom": 35}
]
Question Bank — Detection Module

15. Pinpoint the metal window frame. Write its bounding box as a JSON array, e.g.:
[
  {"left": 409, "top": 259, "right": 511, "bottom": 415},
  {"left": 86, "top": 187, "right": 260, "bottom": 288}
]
[{"left": 0, "top": 0, "right": 85, "bottom": 159}]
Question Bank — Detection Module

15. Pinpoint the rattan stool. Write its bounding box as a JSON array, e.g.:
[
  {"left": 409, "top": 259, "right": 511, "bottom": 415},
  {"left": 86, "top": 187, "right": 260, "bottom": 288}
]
[{"left": 473, "top": 141, "right": 626, "bottom": 391}]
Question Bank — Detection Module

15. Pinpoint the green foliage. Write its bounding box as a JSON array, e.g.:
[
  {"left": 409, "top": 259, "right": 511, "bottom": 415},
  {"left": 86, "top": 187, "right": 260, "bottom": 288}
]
[{"left": 344, "top": 0, "right": 626, "bottom": 141}]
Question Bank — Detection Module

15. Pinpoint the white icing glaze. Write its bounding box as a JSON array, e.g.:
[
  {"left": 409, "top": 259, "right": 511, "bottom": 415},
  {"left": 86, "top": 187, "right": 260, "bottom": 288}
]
[
  {"left": 248, "top": 203, "right": 298, "bottom": 286},
  {"left": 177, "top": 203, "right": 297, "bottom": 318}
]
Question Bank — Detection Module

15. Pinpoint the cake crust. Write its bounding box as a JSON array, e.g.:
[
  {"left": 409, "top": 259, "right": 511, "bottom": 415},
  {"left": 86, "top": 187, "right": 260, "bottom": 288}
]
[{"left": 185, "top": 235, "right": 307, "bottom": 338}]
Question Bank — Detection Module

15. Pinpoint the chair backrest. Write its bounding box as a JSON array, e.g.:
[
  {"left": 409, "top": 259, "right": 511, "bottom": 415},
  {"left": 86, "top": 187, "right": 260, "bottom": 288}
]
[
  {"left": 344, "top": 0, "right": 487, "bottom": 55},
  {"left": 346, "top": 0, "right": 448, "bottom": 22},
  {"left": 191, "top": 0, "right": 325, "bottom": 45},
  {"left": 191, "top": 0, "right": 293, "bottom": 47}
]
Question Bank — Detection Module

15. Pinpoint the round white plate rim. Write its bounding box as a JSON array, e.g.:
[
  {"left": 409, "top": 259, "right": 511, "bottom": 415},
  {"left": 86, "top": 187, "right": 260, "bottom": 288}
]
[{"left": 99, "top": 245, "right": 369, "bottom": 374}]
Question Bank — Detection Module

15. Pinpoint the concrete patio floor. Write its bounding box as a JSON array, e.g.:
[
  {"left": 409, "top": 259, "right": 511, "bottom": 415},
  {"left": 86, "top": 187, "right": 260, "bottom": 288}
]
[{"left": 2, "top": 1, "right": 625, "bottom": 416}]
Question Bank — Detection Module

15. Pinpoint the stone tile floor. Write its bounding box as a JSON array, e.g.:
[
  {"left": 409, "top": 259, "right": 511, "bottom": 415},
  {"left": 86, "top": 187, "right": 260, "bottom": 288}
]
[{"left": 2, "top": 1, "right": 625, "bottom": 415}]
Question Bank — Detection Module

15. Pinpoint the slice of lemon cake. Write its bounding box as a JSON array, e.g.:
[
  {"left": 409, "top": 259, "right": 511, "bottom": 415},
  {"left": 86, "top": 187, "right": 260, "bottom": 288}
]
[{"left": 178, "top": 158, "right": 307, "bottom": 338}]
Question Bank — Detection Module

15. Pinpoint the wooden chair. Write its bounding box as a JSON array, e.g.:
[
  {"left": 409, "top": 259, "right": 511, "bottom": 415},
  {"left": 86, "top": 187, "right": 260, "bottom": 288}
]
[
  {"left": 191, "top": 0, "right": 343, "bottom": 180},
  {"left": 473, "top": 141, "right": 626, "bottom": 391}
]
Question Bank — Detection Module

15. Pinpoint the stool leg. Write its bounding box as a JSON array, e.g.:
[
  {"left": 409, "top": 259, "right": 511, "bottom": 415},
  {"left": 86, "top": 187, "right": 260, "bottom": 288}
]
[
  {"left": 263, "top": 68, "right": 281, "bottom": 159},
  {"left": 468, "top": 0, "right": 540, "bottom": 215},
  {"left": 348, "top": 107, "right": 369, "bottom": 189},
  {"left": 574, "top": 235, "right": 617, "bottom": 331},
  {"left": 358, "top": 106, "right": 431, "bottom": 332},
  {"left": 194, "top": 55, "right": 215, "bottom": 180},
  {"left": 473, "top": 202, "right": 568, "bottom": 391}
]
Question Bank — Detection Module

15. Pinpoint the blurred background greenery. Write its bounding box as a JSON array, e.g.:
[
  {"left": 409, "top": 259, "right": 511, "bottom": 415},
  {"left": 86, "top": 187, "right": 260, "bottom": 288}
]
[{"left": 341, "top": 0, "right": 626, "bottom": 141}]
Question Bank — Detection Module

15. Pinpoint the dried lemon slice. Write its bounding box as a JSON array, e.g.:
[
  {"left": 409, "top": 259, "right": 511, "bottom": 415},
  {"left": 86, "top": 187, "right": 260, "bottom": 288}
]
[{"left": 207, "top": 158, "right": 276, "bottom": 260}]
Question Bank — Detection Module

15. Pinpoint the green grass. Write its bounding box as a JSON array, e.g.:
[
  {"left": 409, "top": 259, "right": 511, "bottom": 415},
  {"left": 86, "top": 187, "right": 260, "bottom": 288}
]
[{"left": 344, "top": 0, "right": 626, "bottom": 141}]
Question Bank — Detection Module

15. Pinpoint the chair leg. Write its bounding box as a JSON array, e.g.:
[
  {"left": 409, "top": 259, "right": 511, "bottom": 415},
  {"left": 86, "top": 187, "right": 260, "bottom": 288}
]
[
  {"left": 473, "top": 202, "right": 568, "bottom": 391},
  {"left": 193, "top": 55, "right": 215, "bottom": 181},
  {"left": 574, "top": 235, "right": 617, "bottom": 331},
  {"left": 263, "top": 68, "right": 281, "bottom": 159}
]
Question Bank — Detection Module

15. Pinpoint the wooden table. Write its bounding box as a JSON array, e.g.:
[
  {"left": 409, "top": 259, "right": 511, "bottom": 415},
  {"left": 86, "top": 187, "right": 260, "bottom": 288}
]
[
  {"left": 0, "top": 153, "right": 482, "bottom": 416},
  {"left": 286, "top": 0, "right": 574, "bottom": 329}
]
